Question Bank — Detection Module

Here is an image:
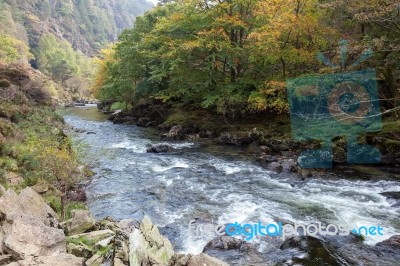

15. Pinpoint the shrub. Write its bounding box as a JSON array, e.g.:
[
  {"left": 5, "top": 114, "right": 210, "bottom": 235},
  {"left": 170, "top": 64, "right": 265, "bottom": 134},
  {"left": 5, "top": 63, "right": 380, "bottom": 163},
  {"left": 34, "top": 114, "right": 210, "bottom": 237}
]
[
  {"left": 110, "top": 101, "right": 131, "bottom": 111},
  {"left": 0, "top": 79, "right": 10, "bottom": 88},
  {"left": 21, "top": 134, "right": 82, "bottom": 220}
]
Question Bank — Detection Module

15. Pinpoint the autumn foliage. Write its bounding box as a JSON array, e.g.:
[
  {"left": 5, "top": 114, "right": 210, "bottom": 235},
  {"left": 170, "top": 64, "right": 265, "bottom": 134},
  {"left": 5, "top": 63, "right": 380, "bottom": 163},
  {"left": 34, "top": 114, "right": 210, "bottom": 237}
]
[{"left": 93, "top": 0, "right": 400, "bottom": 115}]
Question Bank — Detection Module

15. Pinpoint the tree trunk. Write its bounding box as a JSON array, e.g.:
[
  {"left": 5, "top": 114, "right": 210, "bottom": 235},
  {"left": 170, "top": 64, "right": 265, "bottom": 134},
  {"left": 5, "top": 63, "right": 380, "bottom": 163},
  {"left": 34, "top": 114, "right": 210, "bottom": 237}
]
[
  {"left": 281, "top": 56, "right": 286, "bottom": 79},
  {"left": 384, "top": 68, "right": 399, "bottom": 117},
  {"left": 61, "top": 193, "right": 66, "bottom": 221}
]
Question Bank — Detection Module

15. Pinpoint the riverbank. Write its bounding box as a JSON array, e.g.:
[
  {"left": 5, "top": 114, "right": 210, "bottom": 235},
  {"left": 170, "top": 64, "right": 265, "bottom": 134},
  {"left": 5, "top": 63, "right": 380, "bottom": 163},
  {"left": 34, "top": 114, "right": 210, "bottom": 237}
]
[
  {"left": 0, "top": 64, "right": 231, "bottom": 266},
  {"left": 0, "top": 63, "right": 89, "bottom": 220},
  {"left": 2, "top": 184, "right": 400, "bottom": 265},
  {"left": 102, "top": 101, "right": 400, "bottom": 179},
  {"left": 0, "top": 184, "right": 233, "bottom": 266}
]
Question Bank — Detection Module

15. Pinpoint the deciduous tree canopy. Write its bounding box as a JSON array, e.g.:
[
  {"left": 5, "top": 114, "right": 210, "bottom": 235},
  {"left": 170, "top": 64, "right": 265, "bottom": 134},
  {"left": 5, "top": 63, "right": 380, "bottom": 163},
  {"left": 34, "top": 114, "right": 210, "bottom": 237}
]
[{"left": 95, "top": 0, "right": 400, "bottom": 115}]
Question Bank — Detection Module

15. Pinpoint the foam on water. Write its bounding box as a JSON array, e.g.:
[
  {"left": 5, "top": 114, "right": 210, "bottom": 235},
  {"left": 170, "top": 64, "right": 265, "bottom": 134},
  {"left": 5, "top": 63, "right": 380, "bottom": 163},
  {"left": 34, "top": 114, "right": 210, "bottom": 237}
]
[
  {"left": 62, "top": 108, "right": 400, "bottom": 257},
  {"left": 211, "top": 160, "right": 260, "bottom": 175},
  {"left": 218, "top": 199, "right": 259, "bottom": 224},
  {"left": 111, "top": 140, "right": 148, "bottom": 153},
  {"left": 170, "top": 142, "right": 196, "bottom": 149},
  {"left": 151, "top": 159, "right": 190, "bottom": 172}
]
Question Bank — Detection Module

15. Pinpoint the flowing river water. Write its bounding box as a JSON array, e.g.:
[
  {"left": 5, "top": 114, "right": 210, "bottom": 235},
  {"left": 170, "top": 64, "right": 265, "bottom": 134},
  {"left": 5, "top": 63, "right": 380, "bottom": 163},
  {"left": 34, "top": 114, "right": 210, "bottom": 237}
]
[{"left": 60, "top": 107, "right": 400, "bottom": 258}]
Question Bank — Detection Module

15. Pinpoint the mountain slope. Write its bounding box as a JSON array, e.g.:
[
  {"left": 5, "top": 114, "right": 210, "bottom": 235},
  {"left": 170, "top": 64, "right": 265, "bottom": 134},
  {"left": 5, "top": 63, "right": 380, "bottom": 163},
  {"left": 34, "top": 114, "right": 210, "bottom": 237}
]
[{"left": 0, "top": 0, "right": 153, "bottom": 56}]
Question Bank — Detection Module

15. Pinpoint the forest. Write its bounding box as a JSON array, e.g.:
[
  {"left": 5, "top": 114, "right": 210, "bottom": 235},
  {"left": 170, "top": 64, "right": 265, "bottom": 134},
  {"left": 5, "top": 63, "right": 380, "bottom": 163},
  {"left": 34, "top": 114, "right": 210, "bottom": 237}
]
[{"left": 93, "top": 0, "right": 400, "bottom": 118}]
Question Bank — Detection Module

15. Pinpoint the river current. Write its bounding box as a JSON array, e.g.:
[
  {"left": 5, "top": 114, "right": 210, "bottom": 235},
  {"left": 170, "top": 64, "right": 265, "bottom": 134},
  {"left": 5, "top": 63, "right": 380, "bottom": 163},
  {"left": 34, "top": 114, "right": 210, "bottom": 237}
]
[{"left": 61, "top": 107, "right": 400, "bottom": 255}]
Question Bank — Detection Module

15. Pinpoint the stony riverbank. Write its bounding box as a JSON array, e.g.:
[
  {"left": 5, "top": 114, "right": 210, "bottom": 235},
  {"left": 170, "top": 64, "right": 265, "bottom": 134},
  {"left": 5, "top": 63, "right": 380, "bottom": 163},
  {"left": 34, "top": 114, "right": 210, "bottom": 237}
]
[
  {"left": 102, "top": 102, "right": 400, "bottom": 180},
  {"left": 1, "top": 185, "right": 400, "bottom": 265},
  {"left": 0, "top": 64, "right": 231, "bottom": 266},
  {"left": 0, "top": 185, "right": 231, "bottom": 266}
]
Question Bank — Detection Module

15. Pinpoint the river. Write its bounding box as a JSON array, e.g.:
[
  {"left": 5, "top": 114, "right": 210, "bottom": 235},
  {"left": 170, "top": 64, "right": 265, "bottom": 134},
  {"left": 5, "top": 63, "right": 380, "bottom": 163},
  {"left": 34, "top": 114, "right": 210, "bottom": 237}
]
[{"left": 60, "top": 107, "right": 400, "bottom": 257}]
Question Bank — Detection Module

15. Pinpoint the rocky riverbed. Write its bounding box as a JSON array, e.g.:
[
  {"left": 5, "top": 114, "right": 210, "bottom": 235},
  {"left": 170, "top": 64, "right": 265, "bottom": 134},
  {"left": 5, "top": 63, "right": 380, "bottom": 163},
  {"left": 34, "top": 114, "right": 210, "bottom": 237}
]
[
  {"left": 46, "top": 107, "right": 400, "bottom": 265},
  {"left": 1, "top": 185, "right": 400, "bottom": 265},
  {"left": 0, "top": 185, "right": 231, "bottom": 266}
]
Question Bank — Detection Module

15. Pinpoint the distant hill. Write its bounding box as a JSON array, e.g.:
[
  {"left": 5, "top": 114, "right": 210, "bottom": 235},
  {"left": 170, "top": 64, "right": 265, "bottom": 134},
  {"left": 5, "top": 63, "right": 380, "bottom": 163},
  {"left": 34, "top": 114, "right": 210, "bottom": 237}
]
[
  {"left": 0, "top": 0, "right": 153, "bottom": 101},
  {"left": 0, "top": 0, "right": 154, "bottom": 56}
]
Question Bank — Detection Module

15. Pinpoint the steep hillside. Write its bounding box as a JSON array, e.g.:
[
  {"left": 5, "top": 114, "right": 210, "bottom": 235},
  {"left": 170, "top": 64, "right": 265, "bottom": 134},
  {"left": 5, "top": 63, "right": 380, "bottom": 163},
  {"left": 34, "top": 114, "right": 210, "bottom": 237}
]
[
  {"left": 0, "top": 0, "right": 154, "bottom": 101},
  {"left": 0, "top": 0, "right": 153, "bottom": 55}
]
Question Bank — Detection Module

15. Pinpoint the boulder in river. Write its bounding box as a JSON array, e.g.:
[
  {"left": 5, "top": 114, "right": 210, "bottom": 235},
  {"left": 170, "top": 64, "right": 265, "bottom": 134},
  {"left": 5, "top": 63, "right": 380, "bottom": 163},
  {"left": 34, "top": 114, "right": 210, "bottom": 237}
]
[
  {"left": 380, "top": 191, "right": 400, "bottom": 207},
  {"left": 187, "top": 253, "right": 229, "bottom": 266},
  {"left": 147, "top": 143, "right": 175, "bottom": 153},
  {"left": 203, "top": 236, "right": 244, "bottom": 251},
  {"left": 280, "top": 235, "right": 308, "bottom": 250},
  {"left": 376, "top": 235, "right": 400, "bottom": 249}
]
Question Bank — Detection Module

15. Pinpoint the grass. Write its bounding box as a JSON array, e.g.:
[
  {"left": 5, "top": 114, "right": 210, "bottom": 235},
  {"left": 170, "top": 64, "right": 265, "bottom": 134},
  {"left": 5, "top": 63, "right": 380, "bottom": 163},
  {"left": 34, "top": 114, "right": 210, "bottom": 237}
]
[
  {"left": 67, "top": 236, "right": 96, "bottom": 248},
  {"left": 97, "top": 244, "right": 113, "bottom": 256},
  {"left": 66, "top": 236, "right": 113, "bottom": 260},
  {"left": 45, "top": 194, "right": 87, "bottom": 220}
]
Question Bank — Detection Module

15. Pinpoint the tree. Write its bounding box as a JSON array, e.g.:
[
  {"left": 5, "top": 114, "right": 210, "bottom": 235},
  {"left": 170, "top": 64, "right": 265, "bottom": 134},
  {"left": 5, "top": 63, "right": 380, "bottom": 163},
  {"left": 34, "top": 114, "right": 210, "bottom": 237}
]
[
  {"left": 92, "top": 46, "right": 116, "bottom": 99},
  {"left": 24, "top": 135, "right": 82, "bottom": 221},
  {"left": 36, "top": 34, "right": 80, "bottom": 83},
  {"left": 0, "top": 33, "right": 32, "bottom": 63},
  {"left": 95, "top": 0, "right": 336, "bottom": 115},
  {"left": 324, "top": 0, "right": 400, "bottom": 110}
]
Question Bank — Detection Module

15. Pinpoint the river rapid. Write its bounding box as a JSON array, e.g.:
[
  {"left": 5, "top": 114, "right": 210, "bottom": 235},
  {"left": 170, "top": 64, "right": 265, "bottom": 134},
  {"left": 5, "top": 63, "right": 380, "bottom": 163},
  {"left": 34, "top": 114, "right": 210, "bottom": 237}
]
[{"left": 60, "top": 107, "right": 400, "bottom": 258}]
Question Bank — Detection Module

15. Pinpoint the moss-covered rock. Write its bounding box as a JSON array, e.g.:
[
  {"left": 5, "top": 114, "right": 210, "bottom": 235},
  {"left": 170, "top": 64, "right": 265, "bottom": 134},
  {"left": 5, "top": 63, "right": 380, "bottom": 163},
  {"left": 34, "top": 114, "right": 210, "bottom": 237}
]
[{"left": 129, "top": 216, "right": 174, "bottom": 266}]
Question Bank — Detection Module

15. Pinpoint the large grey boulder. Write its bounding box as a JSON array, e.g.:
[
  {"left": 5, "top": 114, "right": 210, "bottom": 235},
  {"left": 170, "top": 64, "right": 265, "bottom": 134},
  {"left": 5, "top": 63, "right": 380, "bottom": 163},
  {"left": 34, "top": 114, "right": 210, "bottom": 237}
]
[
  {"left": 2, "top": 213, "right": 65, "bottom": 260},
  {"left": 203, "top": 236, "right": 244, "bottom": 251},
  {"left": 0, "top": 188, "right": 64, "bottom": 260},
  {"left": 129, "top": 216, "right": 174, "bottom": 266},
  {"left": 0, "top": 187, "right": 58, "bottom": 228},
  {"left": 6, "top": 254, "right": 84, "bottom": 266},
  {"left": 66, "top": 210, "right": 96, "bottom": 235}
]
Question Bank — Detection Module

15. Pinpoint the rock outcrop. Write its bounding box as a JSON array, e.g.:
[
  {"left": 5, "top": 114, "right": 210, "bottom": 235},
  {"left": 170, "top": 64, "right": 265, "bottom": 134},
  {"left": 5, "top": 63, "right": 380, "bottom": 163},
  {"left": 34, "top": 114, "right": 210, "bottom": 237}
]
[
  {"left": 0, "top": 187, "right": 58, "bottom": 228},
  {"left": 162, "top": 126, "right": 185, "bottom": 140},
  {"left": 0, "top": 187, "right": 84, "bottom": 265},
  {"left": 129, "top": 216, "right": 175, "bottom": 265},
  {"left": 7, "top": 254, "right": 84, "bottom": 266},
  {"left": 66, "top": 210, "right": 96, "bottom": 235},
  {"left": 0, "top": 186, "right": 231, "bottom": 266}
]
